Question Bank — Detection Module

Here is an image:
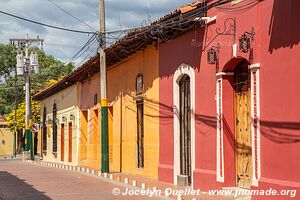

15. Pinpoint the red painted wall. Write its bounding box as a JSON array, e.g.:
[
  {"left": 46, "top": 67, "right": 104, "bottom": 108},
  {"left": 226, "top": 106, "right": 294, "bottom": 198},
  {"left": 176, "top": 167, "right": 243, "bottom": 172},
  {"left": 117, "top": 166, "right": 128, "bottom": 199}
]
[{"left": 159, "top": 0, "right": 300, "bottom": 197}]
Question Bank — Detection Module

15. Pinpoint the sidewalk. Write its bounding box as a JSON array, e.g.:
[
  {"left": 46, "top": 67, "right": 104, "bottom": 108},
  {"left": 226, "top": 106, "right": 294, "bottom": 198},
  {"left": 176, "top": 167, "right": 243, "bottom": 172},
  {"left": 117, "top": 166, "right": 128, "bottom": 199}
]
[
  {"left": 30, "top": 160, "right": 236, "bottom": 200},
  {"left": 0, "top": 154, "right": 22, "bottom": 160}
]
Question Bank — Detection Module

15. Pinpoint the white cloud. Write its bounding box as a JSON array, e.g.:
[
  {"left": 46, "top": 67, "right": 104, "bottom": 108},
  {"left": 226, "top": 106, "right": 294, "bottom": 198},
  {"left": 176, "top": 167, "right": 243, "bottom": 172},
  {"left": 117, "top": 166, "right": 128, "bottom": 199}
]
[{"left": 0, "top": 0, "right": 192, "bottom": 61}]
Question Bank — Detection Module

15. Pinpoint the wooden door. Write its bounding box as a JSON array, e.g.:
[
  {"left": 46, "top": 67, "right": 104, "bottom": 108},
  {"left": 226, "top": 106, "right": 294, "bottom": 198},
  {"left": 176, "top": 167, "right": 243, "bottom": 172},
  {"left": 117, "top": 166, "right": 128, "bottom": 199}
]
[
  {"left": 234, "top": 63, "right": 252, "bottom": 188},
  {"left": 61, "top": 124, "right": 64, "bottom": 161},
  {"left": 179, "top": 75, "right": 191, "bottom": 185},
  {"left": 68, "top": 122, "right": 72, "bottom": 163}
]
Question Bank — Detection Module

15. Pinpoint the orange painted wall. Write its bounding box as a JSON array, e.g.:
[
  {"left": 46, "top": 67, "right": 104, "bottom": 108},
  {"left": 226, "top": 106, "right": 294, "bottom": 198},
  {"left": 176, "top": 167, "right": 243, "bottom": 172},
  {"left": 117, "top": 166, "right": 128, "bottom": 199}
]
[
  {"left": 79, "top": 44, "right": 159, "bottom": 178},
  {"left": 79, "top": 75, "right": 101, "bottom": 169},
  {"left": 107, "top": 44, "right": 159, "bottom": 179}
]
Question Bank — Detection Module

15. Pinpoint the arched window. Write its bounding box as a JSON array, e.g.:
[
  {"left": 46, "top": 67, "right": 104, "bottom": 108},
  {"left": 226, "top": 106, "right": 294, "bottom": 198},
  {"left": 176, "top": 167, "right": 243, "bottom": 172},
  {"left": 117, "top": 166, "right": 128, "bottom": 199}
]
[
  {"left": 136, "top": 74, "right": 143, "bottom": 95},
  {"left": 52, "top": 103, "right": 57, "bottom": 153},
  {"left": 136, "top": 74, "right": 144, "bottom": 168},
  {"left": 42, "top": 107, "right": 47, "bottom": 151}
]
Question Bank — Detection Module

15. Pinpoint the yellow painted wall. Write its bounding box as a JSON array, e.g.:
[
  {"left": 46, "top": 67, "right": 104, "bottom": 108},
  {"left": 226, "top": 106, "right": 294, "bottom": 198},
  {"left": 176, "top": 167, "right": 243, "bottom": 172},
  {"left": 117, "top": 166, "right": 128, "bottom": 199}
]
[
  {"left": 0, "top": 122, "right": 14, "bottom": 156},
  {"left": 107, "top": 44, "right": 159, "bottom": 179},
  {"left": 40, "top": 83, "right": 81, "bottom": 165}
]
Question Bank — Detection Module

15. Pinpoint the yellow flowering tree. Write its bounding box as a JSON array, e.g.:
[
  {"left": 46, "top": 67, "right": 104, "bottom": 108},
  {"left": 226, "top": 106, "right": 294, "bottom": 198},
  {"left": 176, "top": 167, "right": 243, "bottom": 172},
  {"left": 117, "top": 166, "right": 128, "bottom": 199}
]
[{"left": 6, "top": 100, "right": 41, "bottom": 131}]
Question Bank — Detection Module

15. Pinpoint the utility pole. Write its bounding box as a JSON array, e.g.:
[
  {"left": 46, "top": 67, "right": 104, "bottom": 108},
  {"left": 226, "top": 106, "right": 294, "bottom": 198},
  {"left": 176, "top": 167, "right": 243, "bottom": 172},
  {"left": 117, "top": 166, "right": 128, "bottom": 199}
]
[
  {"left": 13, "top": 47, "right": 17, "bottom": 158},
  {"left": 99, "top": 0, "right": 109, "bottom": 172},
  {"left": 10, "top": 34, "right": 43, "bottom": 161}
]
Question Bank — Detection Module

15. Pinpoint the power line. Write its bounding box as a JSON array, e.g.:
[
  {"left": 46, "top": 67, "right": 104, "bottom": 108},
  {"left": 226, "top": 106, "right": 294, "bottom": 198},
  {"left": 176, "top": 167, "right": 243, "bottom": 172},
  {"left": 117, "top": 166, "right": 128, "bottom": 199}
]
[
  {"left": 46, "top": 0, "right": 94, "bottom": 32},
  {"left": 0, "top": 8, "right": 148, "bottom": 36},
  {"left": 0, "top": 10, "right": 95, "bottom": 34},
  {"left": 64, "top": 33, "right": 98, "bottom": 65}
]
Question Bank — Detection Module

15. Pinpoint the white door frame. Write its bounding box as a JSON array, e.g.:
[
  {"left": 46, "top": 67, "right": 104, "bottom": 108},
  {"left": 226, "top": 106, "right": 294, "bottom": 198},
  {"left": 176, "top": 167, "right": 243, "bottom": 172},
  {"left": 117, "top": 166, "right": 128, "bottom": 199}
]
[{"left": 173, "top": 63, "right": 195, "bottom": 187}]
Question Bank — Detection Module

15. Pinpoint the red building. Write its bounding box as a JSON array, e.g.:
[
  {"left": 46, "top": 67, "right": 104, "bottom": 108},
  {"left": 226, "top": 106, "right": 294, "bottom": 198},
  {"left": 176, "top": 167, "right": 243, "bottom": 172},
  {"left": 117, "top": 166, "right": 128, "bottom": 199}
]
[{"left": 158, "top": 0, "right": 300, "bottom": 198}]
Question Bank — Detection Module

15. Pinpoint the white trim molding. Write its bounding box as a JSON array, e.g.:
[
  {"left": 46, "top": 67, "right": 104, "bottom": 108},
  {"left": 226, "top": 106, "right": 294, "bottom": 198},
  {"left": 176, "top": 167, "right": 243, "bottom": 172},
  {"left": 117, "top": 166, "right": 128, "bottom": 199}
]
[
  {"left": 215, "top": 72, "right": 234, "bottom": 182},
  {"left": 216, "top": 77, "right": 224, "bottom": 182},
  {"left": 233, "top": 44, "right": 237, "bottom": 58},
  {"left": 173, "top": 63, "right": 195, "bottom": 187},
  {"left": 249, "top": 63, "right": 261, "bottom": 186}
]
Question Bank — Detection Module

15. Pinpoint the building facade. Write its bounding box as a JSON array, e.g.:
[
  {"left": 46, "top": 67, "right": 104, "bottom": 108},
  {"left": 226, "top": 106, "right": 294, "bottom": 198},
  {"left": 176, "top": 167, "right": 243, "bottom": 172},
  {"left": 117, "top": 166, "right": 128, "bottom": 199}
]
[
  {"left": 106, "top": 45, "right": 159, "bottom": 178},
  {"left": 34, "top": 43, "right": 160, "bottom": 179},
  {"left": 78, "top": 44, "right": 159, "bottom": 178},
  {"left": 35, "top": 83, "right": 81, "bottom": 165},
  {"left": 158, "top": 0, "right": 300, "bottom": 198},
  {"left": 33, "top": 1, "right": 299, "bottom": 198}
]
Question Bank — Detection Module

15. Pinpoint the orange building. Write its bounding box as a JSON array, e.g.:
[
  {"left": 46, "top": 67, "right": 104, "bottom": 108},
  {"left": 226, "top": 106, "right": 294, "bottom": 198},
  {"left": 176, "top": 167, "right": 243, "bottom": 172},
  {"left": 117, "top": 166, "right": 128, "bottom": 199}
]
[{"left": 77, "top": 43, "right": 159, "bottom": 178}]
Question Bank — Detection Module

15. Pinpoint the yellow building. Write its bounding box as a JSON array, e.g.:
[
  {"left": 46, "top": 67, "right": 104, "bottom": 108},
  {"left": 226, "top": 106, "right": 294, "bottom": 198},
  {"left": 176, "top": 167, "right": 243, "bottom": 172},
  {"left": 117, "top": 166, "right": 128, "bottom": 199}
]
[
  {"left": 0, "top": 120, "right": 14, "bottom": 157},
  {"left": 33, "top": 83, "right": 81, "bottom": 165}
]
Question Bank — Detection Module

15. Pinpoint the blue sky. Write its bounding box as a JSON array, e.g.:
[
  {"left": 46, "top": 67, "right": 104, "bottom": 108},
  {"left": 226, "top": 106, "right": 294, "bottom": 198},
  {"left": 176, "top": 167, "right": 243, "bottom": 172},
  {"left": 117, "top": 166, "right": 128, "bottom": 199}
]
[{"left": 0, "top": 0, "right": 193, "bottom": 63}]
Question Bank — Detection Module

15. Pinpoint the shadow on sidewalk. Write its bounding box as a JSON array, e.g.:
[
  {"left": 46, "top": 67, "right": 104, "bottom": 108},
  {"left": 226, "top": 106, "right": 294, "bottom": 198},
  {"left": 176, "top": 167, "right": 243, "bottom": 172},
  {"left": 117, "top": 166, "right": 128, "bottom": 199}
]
[{"left": 0, "top": 171, "right": 51, "bottom": 200}]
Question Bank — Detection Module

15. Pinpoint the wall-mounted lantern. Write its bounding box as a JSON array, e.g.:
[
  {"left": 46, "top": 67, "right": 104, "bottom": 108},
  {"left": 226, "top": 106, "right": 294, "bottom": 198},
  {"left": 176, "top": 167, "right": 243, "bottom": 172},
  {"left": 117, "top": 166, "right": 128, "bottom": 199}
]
[
  {"left": 69, "top": 113, "right": 75, "bottom": 121},
  {"left": 62, "top": 116, "right": 67, "bottom": 122},
  {"left": 207, "top": 43, "right": 220, "bottom": 65},
  {"left": 47, "top": 117, "right": 52, "bottom": 125},
  {"left": 239, "top": 27, "right": 255, "bottom": 53}
]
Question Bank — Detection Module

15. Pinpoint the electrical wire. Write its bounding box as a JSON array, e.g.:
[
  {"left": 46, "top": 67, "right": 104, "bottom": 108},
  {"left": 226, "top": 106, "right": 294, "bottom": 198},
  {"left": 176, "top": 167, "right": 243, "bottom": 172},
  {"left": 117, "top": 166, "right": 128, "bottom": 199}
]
[
  {"left": 0, "top": 10, "right": 94, "bottom": 34},
  {"left": 104, "top": 0, "right": 229, "bottom": 44},
  {"left": 46, "top": 0, "right": 94, "bottom": 32},
  {"left": 63, "top": 34, "right": 98, "bottom": 65}
]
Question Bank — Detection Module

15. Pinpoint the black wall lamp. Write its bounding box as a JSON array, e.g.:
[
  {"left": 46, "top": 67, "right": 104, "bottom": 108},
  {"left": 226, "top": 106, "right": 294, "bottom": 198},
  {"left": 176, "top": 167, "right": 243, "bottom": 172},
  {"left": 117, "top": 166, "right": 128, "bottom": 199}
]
[
  {"left": 207, "top": 43, "right": 220, "bottom": 65},
  {"left": 239, "top": 27, "right": 255, "bottom": 53}
]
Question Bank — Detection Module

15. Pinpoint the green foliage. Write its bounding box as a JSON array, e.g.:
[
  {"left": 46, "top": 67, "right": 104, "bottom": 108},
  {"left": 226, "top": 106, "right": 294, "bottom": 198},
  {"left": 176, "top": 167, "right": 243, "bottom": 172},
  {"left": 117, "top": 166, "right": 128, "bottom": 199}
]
[{"left": 0, "top": 44, "right": 16, "bottom": 80}]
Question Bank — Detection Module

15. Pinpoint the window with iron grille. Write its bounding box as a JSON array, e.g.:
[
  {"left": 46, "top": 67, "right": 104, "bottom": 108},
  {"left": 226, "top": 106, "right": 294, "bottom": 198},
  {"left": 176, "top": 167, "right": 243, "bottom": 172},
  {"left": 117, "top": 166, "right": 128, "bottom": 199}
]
[
  {"left": 136, "top": 74, "right": 143, "bottom": 95},
  {"left": 136, "top": 101, "right": 144, "bottom": 168},
  {"left": 52, "top": 103, "right": 57, "bottom": 153},
  {"left": 42, "top": 107, "right": 47, "bottom": 151},
  {"left": 136, "top": 74, "right": 144, "bottom": 168}
]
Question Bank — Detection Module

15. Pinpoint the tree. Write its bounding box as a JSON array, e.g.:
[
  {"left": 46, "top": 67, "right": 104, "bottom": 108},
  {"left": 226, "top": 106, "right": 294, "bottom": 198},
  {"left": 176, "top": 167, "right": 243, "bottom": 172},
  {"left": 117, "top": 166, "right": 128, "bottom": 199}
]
[{"left": 0, "top": 44, "right": 16, "bottom": 81}]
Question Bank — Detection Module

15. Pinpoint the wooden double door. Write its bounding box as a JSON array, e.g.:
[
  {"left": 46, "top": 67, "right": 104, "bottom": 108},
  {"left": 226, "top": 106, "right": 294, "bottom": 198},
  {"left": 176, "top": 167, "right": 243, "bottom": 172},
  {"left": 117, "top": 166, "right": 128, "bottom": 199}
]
[{"left": 234, "top": 63, "right": 252, "bottom": 188}]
